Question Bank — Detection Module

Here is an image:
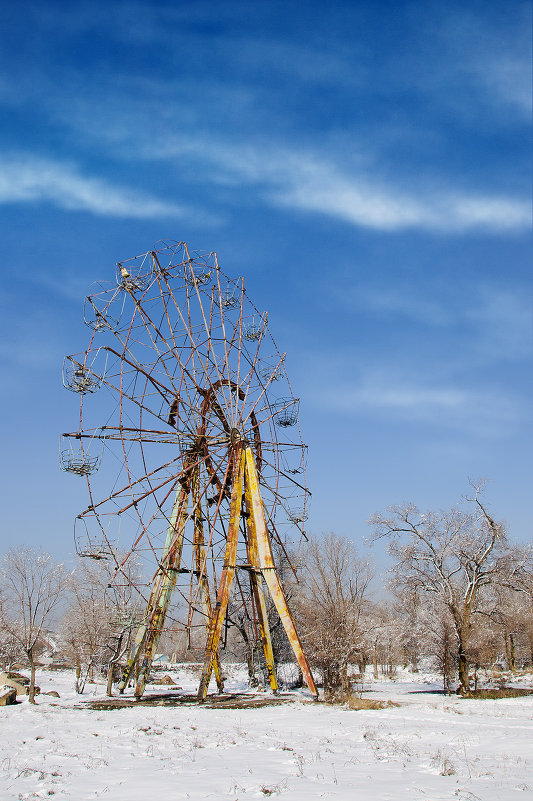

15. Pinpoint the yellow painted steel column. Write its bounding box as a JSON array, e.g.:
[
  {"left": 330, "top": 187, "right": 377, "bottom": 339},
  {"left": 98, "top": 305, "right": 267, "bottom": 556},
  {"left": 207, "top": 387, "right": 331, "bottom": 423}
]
[
  {"left": 244, "top": 447, "right": 318, "bottom": 699},
  {"left": 192, "top": 467, "right": 224, "bottom": 692},
  {"left": 119, "top": 476, "right": 189, "bottom": 696},
  {"left": 244, "top": 475, "right": 278, "bottom": 692},
  {"left": 134, "top": 485, "right": 190, "bottom": 697},
  {"left": 197, "top": 447, "right": 245, "bottom": 700}
]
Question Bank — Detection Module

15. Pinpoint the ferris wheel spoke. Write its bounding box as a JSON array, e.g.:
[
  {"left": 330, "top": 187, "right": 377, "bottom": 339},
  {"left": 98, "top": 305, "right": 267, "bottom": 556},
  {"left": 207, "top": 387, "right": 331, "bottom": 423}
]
[
  {"left": 257, "top": 448, "right": 310, "bottom": 489},
  {"left": 117, "top": 292, "right": 188, "bottom": 399},
  {"left": 238, "top": 350, "right": 286, "bottom": 431},
  {"left": 112, "top": 437, "right": 229, "bottom": 519},
  {"left": 233, "top": 311, "right": 269, "bottom": 425},
  {"left": 103, "top": 346, "right": 174, "bottom": 402},
  {"left": 154, "top": 270, "right": 202, "bottom": 416},
  {"left": 234, "top": 279, "right": 246, "bottom": 412},
  {"left": 162, "top": 270, "right": 234, "bottom": 420},
  {"left": 213, "top": 269, "right": 240, "bottom": 423},
  {"left": 209, "top": 289, "right": 237, "bottom": 422},
  {"left": 191, "top": 279, "right": 233, "bottom": 419},
  {"left": 104, "top": 344, "right": 207, "bottom": 430},
  {"left": 215, "top": 278, "right": 247, "bottom": 425}
]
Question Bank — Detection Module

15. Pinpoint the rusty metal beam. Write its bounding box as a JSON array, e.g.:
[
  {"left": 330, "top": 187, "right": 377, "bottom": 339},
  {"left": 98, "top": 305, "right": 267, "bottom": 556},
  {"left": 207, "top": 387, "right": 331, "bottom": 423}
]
[
  {"left": 197, "top": 447, "right": 245, "bottom": 699},
  {"left": 192, "top": 466, "right": 224, "bottom": 692},
  {"left": 244, "top": 446, "right": 318, "bottom": 699},
  {"left": 118, "top": 475, "right": 189, "bottom": 696},
  {"left": 244, "top": 473, "right": 278, "bottom": 693}
]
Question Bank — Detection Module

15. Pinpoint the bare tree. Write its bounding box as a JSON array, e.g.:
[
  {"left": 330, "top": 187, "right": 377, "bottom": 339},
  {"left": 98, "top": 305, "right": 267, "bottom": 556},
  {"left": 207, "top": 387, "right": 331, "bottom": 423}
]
[
  {"left": 0, "top": 620, "right": 24, "bottom": 670},
  {"left": 295, "top": 533, "right": 375, "bottom": 697},
  {"left": 0, "top": 546, "right": 70, "bottom": 702},
  {"left": 61, "top": 555, "right": 141, "bottom": 694},
  {"left": 370, "top": 483, "right": 509, "bottom": 694},
  {"left": 491, "top": 545, "right": 533, "bottom": 670}
]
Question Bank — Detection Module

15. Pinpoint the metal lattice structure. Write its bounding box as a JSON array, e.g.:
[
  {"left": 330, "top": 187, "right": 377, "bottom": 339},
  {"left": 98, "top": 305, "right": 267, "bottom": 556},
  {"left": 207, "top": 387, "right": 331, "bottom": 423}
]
[{"left": 61, "top": 241, "right": 317, "bottom": 700}]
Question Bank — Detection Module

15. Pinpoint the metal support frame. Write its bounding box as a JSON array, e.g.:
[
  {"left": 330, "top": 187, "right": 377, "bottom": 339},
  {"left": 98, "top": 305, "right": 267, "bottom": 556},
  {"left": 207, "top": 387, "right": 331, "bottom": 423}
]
[
  {"left": 121, "top": 445, "right": 317, "bottom": 701},
  {"left": 243, "top": 447, "right": 317, "bottom": 699},
  {"left": 191, "top": 465, "right": 224, "bottom": 692},
  {"left": 118, "top": 475, "right": 190, "bottom": 697},
  {"left": 197, "top": 447, "right": 245, "bottom": 699},
  {"left": 64, "top": 242, "right": 316, "bottom": 705},
  {"left": 198, "top": 445, "right": 317, "bottom": 700}
]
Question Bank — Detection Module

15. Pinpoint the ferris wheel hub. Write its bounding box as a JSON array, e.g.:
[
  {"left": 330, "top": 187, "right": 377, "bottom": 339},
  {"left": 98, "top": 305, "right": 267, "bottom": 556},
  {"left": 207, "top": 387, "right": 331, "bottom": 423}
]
[{"left": 229, "top": 427, "right": 243, "bottom": 445}]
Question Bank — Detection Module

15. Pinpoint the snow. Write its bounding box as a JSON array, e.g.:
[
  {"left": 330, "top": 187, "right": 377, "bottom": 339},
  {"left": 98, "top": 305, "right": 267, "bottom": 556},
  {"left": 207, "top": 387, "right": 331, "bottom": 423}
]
[{"left": 1, "top": 666, "right": 532, "bottom": 800}]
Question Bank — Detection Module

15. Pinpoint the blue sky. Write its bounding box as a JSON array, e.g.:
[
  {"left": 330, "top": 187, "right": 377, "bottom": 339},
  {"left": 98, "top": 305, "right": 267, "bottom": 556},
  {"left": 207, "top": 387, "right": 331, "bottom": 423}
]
[{"left": 0, "top": 0, "right": 531, "bottom": 563}]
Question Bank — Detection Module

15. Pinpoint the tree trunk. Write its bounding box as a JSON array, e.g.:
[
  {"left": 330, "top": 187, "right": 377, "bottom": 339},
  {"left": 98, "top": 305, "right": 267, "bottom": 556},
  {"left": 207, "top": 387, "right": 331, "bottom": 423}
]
[
  {"left": 457, "top": 647, "right": 469, "bottom": 694},
  {"left": 28, "top": 651, "right": 37, "bottom": 704},
  {"left": 373, "top": 645, "right": 378, "bottom": 679},
  {"left": 106, "top": 665, "right": 114, "bottom": 696},
  {"left": 456, "top": 611, "right": 471, "bottom": 694},
  {"left": 505, "top": 632, "right": 517, "bottom": 673},
  {"left": 509, "top": 632, "right": 516, "bottom": 673},
  {"left": 340, "top": 663, "right": 350, "bottom": 693},
  {"left": 357, "top": 651, "right": 368, "bottom": 677},
  {"left": 106, "top": 633, "right": 125, "bottom": 696}
]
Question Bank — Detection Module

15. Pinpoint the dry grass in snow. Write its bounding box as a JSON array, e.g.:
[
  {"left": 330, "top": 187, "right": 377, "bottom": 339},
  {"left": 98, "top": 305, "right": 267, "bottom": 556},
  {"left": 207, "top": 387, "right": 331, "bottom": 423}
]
[{"left": 0, "top": 665, "right": 532, "bottom": 800}]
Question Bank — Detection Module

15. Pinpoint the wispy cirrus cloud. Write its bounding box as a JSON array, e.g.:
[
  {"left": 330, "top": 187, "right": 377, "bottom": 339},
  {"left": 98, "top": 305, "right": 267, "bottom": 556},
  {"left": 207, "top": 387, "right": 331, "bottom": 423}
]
[
  {"left": 0, "top": 154, "right": 193, "bottom": 219},
  {"left": 310, "top": 366, "right": 525, "bottom": 437},
  {"left": 435, "top": 4, "right": 533, "bottom": 120},
  {"left": 4, "top": 140, "right": 529, "bottom": 234},
  {"left": 83, "top": 115, "right": 529, "bottom": 233},
  {"left": 338, "top": 284, "right": 532, "bottom": 362},
  {"left": 267, "top": 157, "right": 530, "bottom": 232},
  {"left": 178, "top": 142, "right": 531, "bottom": 233}
]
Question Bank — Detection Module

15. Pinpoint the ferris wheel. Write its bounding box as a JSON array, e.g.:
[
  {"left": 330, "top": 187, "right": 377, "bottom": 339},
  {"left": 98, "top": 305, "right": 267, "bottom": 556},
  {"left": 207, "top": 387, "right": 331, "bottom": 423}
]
[{"left": 61, "top": 241, "right": 317, "bottom": 699}]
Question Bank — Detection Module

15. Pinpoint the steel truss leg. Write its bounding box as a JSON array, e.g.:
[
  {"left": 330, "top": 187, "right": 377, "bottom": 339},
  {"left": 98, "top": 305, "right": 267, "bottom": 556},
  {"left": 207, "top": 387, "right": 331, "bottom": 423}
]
[
  {"left": 244, "top": 477, "right": 278, "bottom": 693},
  {"left": 244, "top": 447, "right": 318, "bottom": 699},
  {"left": 191, "top": 466, "right": 224, "bottom": 692},
  {"left": 197, "top": 447, "right": 245, "bottom": 699},
  {"left": 118, "top": 478, "right": 189, "bottom": 697}
]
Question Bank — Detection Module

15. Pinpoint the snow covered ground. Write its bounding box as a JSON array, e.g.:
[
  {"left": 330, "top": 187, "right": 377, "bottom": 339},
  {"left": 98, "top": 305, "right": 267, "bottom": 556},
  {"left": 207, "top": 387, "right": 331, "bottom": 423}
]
[{"left": 1, "top": 666, "right": 532, "bottom": 800}]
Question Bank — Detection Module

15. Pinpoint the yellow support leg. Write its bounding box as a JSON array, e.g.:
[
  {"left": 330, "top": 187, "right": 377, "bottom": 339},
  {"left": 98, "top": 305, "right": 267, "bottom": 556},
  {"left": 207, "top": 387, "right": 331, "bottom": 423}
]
[
  {"left": 244, "top": 476, "right": 278, "bottom": 693},
  {"left": 197, "top": 448, "right": 245, "bottom": 700},
  {"left": 192, "top": 467, "right": 224, "bottom": 692},
  {"left": 119, "top": 476, "right": 189, "bottom": 697},
  {"left": 244, "top": 447, "right": 318, "bottom": 699}
]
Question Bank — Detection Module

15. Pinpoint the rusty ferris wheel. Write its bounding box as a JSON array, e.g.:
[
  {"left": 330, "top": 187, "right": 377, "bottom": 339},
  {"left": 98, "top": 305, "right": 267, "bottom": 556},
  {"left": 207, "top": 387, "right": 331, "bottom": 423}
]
[{"left": 61, "top": 241, "right": 317, "bottom": 700}]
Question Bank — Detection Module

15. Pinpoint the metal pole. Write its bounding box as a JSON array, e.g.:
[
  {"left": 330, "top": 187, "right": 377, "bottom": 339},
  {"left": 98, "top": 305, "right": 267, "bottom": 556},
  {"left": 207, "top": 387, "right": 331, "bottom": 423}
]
[
  {"left": 197, "top": 446, "right": 245, "bottom": 699},
  {"left": 244, "top": 447, "right": 318, "bottom": 699}
]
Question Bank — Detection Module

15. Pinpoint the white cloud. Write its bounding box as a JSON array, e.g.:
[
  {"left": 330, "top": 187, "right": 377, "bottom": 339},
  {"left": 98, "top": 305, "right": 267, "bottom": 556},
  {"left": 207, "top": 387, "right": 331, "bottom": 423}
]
[
  {"left": 0, "top": 155, "right": 189, "bottom": 219},
  {"left": 338, "top": 283, "right": 532, "bottom": 363},
  {"left": 7, "top": 117, "right": 528, "bottom": 234},
  {"left": 315, "top": 372, "right": 523, "bottom": 436},
  {"left": 466, "top": 287, "right": 533, "bottom": 362},
  {"left": 439, "top": 7, "right": 533, "bottom": 120},
  {"left": 339, "top": 287, "right": 453, "bottom": 326},
  {"left": 472, "top": 53, "right": 532, "bottom": 118},
  {"left": 118, "top": 132, "right": 529, "bottom": 233},
  {"left": 268, "top": 156, "right": 531, "bottom": 233}
]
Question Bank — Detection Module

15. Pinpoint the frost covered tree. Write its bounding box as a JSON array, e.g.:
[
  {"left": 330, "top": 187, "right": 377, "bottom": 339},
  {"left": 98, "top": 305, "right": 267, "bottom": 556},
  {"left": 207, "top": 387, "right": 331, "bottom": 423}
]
[
  {"left": 0, "top": 546, "right": 70, "bottom": 702},
  {"left": 61, "top": 555, "right": 141, "bottom": 694},
  {"left": 0, "top": 619, "right": 24, "bottom": 670},
  {"left": 295, "top": 533, "right": 374, "bottom": 696},
  {"left": 370, "top": 483, "right": 511, "bottom": 694}
]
